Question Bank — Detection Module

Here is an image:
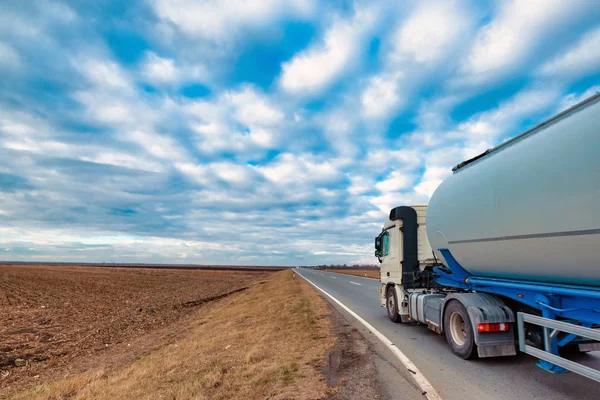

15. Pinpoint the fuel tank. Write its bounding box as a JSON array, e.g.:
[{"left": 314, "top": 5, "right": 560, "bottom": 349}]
[{"left": 426, "top": 93, "right": 600, "bottom": 287}]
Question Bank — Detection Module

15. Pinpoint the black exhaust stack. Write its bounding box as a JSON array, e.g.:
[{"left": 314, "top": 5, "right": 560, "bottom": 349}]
[{"left": 389, "top": 206, "right": 419, "bottom": 288}]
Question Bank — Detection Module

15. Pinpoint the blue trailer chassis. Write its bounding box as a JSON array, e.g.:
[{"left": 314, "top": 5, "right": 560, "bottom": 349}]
[{"left": 435, "top": 249, "right": 600, "bottom": 376}]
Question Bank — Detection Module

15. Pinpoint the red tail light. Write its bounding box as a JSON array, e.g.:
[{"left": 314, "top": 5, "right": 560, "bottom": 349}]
[{"left": 477, "top": 322, "right": 510, "bottom": 333}]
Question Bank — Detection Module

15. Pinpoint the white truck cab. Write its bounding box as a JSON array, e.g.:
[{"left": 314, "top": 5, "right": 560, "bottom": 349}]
[
  {"left": 376, "top": 205, "right": 436, "bottom": 322},
  {"left": 375, "top": 205, "right": 517, "bottom": 359}
]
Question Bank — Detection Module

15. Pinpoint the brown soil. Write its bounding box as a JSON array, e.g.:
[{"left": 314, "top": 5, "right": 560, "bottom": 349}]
[
  {"left": 6, "top": 270, "right": 336, "bottom": 400},
  {"left": 323, "top": 306, "right": 384, "bottom": 400},
  {"left": 327, "top": 269, "right": 380, "bottom": 279},
  {"left": 0, "top": 264, "right": 267, "bottom": 396}
]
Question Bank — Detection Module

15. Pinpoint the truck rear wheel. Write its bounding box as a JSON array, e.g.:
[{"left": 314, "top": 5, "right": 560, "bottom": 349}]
[
  {"left": 386, "top": 286, "right": 401, "bottom": 323},
  {"left": 444, "top": 300, "right": 477, "bottom": 359}
]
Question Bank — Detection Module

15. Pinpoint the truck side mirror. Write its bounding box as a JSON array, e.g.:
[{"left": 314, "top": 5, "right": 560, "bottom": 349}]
[{"left": 374, "top": 236, "right": 382, "bottom": 258}]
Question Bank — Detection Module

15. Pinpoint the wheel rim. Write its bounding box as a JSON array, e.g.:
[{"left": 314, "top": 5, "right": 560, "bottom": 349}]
[
  {"left": 388, "top": 292, "right": 395, "bottom": 314},
  {"left": 449, "top": 311, "right": 467, "bottom": 346}
]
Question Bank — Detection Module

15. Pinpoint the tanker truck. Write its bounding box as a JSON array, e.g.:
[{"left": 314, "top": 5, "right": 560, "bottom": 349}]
[{"left": 375, "top": 91, "right": 600, "bottom": 381}]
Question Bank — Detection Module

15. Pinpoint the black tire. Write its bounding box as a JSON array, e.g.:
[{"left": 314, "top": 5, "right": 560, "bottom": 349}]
[
  {"left": 386, "top": 286, "right": 401, "bottom": 323},
  {"left": 444, "top": 300, "right": 477, "bottom": 359}
]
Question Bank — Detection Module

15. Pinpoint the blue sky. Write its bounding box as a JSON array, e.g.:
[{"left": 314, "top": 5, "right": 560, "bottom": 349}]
[{"left": 1, "top": 0, "right": 599, "bottom": 265}]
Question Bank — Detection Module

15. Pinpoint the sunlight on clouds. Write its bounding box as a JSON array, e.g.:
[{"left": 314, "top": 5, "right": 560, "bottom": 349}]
[
  {"left": 280, "top": 7, "right": 376, "bottom": 94},
  {"left": 211, "top": 162, "right": 257, "bottom": 186},
  {"left": 228, "top": 87, "right": 284, "bottom": 126},
  {"left": 370, "top": 191, "right": 425, "bottom": 214},
  {"left": 77, "top": 59, "right": 131, "bottom": 89},
  {"left": 142, "top": 52, "right": 178, "bottom": 82},
  {"left": 187, "top": 86, "right": 284, "bottom": 153},
  {"left": 360, "top": 0, "right": 475, "bottom": 120},
  {"left": 256, "top": 153, "right": 339, "bottom": 185},
  {"left": 141, "top": 51, "right": 207, "bottom": 85},
  {"left": 151, "top": 0, "right": 315, "bottom": 40},
  {"left": 414, "top": 166, "right": 450, "bottom": 198},
  {"left": 393, "top": 0, "right": 474, "bottom": 64},
  {"left": 347, "top": 175, "right": 372, "bottom": 196},
  {"left": 375, "top": 170, "right": 414, "bottom": 193},
  {"left": 361, "top": 72, "right": 402, "bottom": 119},
  {"left": 539, "top": 26, "right": 600, "bottom": 79},
  {"left": 175, "top": 162, "right": 211, "bottom": 185},
  {"left": 558, "top": 86, "right": 600, "bottom": 111},
  {"left": 459, "top": 0, "right": 589, "bottom": 85},
  {"left": 127, "top": 129, "right": 189, "bottom": 161},
  {"left": 455, "top": 86, "right": 561, "bottom": 143}
]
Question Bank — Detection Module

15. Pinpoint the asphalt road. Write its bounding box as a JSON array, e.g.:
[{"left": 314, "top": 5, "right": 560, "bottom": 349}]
[{"left": 297, "top": 268, "right": 600, "bottom": 400}]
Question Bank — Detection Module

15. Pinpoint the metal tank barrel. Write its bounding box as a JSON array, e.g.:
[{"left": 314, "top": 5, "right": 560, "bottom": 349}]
[{"left": 426, "top": 93, "right": 600, "bottom": 287}]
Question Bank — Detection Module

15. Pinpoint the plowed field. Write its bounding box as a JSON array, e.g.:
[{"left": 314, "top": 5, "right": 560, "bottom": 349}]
[{"left": 0, "top": 264, "right": 267, "bottom": 395}]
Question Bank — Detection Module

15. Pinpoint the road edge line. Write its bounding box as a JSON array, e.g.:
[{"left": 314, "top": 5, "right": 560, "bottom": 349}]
[{"left": 296, "top": 270, "right": 441, "bottom": 400}]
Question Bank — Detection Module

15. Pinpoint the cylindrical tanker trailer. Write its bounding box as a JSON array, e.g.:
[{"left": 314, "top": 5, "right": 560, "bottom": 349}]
[
  {"left": 426, "top": 92, "right": 600, "bottom": 287},
  {"left": 376, "top": 92, "right": 600, "bottom": 381}
]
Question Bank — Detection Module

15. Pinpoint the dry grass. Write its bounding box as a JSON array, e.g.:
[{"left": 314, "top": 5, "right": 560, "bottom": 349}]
[
  {"left": 7, "top": 270, "right": 336, "bottom": 400},
  {"left": 327, "top": 269, "right": 379, "bottom": 279},
  {"left": 0, "top": 264, "right": 265, "bottom": 394}
]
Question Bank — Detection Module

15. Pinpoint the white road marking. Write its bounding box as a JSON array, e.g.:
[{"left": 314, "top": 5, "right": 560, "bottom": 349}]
[
  {"left": 297, "top": 271, "right": 441, "bottom": 400},
  {"left": 330, "top": 276, "right": 337, "bottom": 279},
  {"left": 349, "top": 281, "right": 362, "bottom": 286}
]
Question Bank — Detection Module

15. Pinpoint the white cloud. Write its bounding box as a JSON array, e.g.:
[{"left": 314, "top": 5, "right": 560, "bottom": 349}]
[
  {"left": 318, "top": 106, "right": 362, "bottom": 157},
  {"left": 77, "top": 59, "right": 130, "bottom": 90},
  {"left": 362, "top": 149, "right": 421, "bottom": 173},
  {"left": 458, "top": 0, "right": 589, "bottom": 85},
  {"left": 3, "top": 1, "right": 600, "bottom": 267},
  {"left": 375, "top": 170, "right": 414, "bottom": 193},
  {"left": 392, "top": 0, "right": 473, "bottom": 64},
  {"left": 538, "top": 26, "right": 600, "bottom": 79},
  {"left": 557, "top": 86, "right": 600, "bottom": 111},
  {"left": 73, "top": 90, "right": 142, "bottom": 127},
  {"left": 347, "top": 174, "right": 372, "bottom": 195},
  {"left": 38, "top": 0, "right": 78, "bottom": 23},
  {"left": 186, "top": 86, "right": 284, "bottom": 153},
  {"left": 141, "top": 51, "right": 206, "bottom": 85},
  {"left": 280, "top": 7, "right": 376, "bottom": 94},
  {"left": 228, "top": 87, "right": 284, "bottom": 126},
  {"left": 211, "top": 162, "right": 256, "bottom": 185},
  {"left": 369, "top": 191, "right": 425, "bottom": 214},
  {"left": 0, "top": 42, "right": 21, "bottom": 68},
  {"left": 126, "top": 129, "right": 189, "bottom": 162},
  {"left": 360, "top": 0, "right": 474, "bottom": 120},
  {"left": 408, "top": 86, "right": 563, "bottom": 201},
  {"left": 361, "top": 72, "right": 402, "bottom": 119},
  {"left": 142, "top": 52, "right": 177, "bottom": 82},
  {"left": 80, "top": 152, "right": 164, "bottom": 173},
  {"left": 256, "top": 153, "right": 339, "bottom": 185},
  {"left": 175, "top": 162, "right": 211, "bottom": 185},
  {"left": 454, "top": 86, "right": 560, "bottom": 145},
  {"left": 151, "top": 0, "right": 315, "bottom": 40},
  {"left": 414, "top": 165, "right": 450, "bottom": 198}
]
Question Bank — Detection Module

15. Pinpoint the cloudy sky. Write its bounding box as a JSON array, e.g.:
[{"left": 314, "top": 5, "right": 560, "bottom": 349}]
[{"left": 1, "top": 0, "right": 599, "bottom": 266}]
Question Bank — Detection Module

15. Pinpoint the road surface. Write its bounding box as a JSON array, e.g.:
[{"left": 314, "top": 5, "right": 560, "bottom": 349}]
[{"left": 297, "top": 268, "right": 600, "bottom": 400}]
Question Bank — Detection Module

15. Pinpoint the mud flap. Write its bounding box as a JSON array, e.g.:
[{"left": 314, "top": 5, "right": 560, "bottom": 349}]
[{"left": 444, "top": 293, "right": 517, "bottom": 358}]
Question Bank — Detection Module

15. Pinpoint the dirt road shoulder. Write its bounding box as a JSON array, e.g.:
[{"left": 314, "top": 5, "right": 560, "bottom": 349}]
[{"left": 318, "top": 288, "right": 426, "bottom": 400}]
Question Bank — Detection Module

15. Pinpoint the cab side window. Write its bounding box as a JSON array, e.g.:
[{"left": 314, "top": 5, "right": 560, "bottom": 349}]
[{"left": 383, "top": 232, "right": 389, "bottom": 256}]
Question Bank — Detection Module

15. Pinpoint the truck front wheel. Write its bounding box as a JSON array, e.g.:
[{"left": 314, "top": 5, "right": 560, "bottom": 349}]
[
  {"left": 444, "top": 300, "right": 477, "bottom": 359},
  {"left": 386, "top": 286, "right": 401, "bottom": 323}
]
